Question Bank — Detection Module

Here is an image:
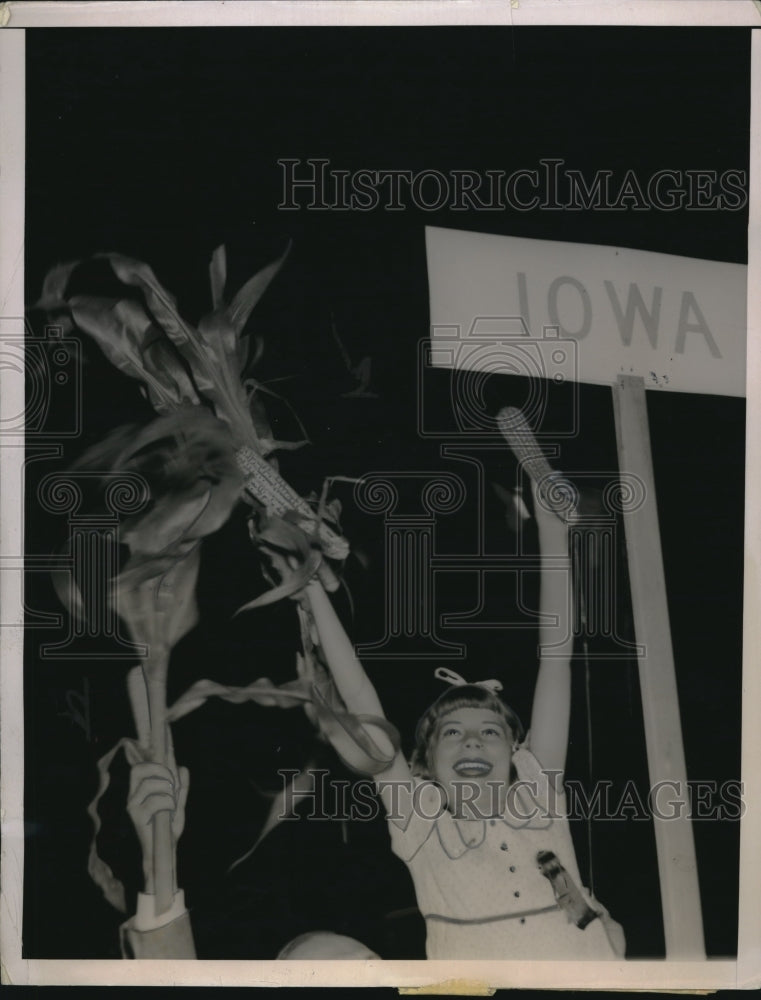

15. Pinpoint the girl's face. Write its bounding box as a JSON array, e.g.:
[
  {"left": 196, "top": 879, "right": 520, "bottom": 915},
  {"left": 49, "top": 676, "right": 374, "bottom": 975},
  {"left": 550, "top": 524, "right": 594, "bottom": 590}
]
[{"left": 429, "top": 706, "right": 513, "bottom": 819}]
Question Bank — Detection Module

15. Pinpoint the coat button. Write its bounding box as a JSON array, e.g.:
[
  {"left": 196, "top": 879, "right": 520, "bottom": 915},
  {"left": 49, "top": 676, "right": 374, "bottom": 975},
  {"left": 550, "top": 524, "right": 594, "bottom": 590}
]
[
  {"left": 514, "top": 891, "right": 520, "bottom": 897},
  {"left": 520, "top": 917, "right": 526, "bottom": 924},
  {"left": 500, "top": 843, "right": 508, "bottom": 851},
  {"left": 489, "top": 819, "right": 496, "bottom": 826},
  {"left": 509, "top": 865, "right": 516, "bottom": 872}
]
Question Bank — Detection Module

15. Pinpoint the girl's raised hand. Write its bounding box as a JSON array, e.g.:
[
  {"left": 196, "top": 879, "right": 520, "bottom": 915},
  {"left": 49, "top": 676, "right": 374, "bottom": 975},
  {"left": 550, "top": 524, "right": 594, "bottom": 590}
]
[{"left": 531, "top": 474, "right": 580, "bottom": 528}]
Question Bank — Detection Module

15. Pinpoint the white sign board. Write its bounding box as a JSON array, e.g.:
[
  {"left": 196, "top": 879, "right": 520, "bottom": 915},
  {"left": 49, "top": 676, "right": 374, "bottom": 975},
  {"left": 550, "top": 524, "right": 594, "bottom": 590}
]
[{"left": 426, "top": 226, "right": 747, "bottom": 397}]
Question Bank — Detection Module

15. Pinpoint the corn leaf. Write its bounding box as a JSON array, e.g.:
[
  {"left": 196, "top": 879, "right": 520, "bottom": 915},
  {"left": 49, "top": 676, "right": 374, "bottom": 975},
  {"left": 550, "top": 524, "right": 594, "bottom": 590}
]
[
  {"left": 167, "top": 676, "right": 310, "bottom": 722},
  {"left": 102, "top": 253, "right": 198, "bottom": 349},
  {"left": 139, "top": 330, "right": 202, "bottom": 413},
  {"left": 223, "top": 240, "right": 291, "bottom": 338},
  {"left": 247, "top": 379, "right": 312, "bottom": 449},
  {"left": 256, "top": 436, "right": 309, "bottom": 454},
  {"left": 198, "top": 242, "right": 290, "bottom": 382},
  {"left": 37, "top": 260, "right": 203, "bottom": 413},
  {"left": 235, "top": 549, "right": 322, "bottom": 613},
  {"left": 120, "top": 421, "right": 242, "bottom": 549},
  {"left": 309, "top": 682, "right": 401, "bottom": 776},
  {"left": 68, "top": 296, "right": 201, "bottom": 413},
  {"left": 35, "top": 260, "right": 80, "bottom": 311},
  {"left": 236, "top": 514, "right": 323, "bottom": 613},
  {"left": 69, "top": 409, "right": 242, "bottom": 637},
  {"left": 208, "top": 244, "right": 227, "bottom": 311},
  {"left": 74, "top": 409, "right": 241, "bottom": 511},
  {"left": 99, "top": 253, "right": 228, "bottom": 411},
  {"left": 87, "top": 736, "right": 143, "bottom": 913},
  {"left": 120, "top": 490, "right": 210, "bottom": 559},
  {"left": 108, "top": 408, "right": 240, "bottom": 485},
  {"left": 116, "top": 546, "right": 201, "bottom": 650},
  {"left": 228, "top": 759, "right": 318, "bottom": 871},
  {"left": 39, "top": 249, "right": 290, "bottom": 449}
]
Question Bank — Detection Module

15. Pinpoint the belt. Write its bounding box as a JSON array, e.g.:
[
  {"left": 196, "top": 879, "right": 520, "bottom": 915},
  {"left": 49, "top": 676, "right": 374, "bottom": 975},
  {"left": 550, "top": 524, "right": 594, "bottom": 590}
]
[{"left": 425, "top": 904, "right": 560, "bottom": 925}]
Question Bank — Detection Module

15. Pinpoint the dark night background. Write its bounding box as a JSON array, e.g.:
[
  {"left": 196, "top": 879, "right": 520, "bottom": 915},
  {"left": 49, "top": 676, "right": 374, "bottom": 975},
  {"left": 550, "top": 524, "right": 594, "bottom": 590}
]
[{"left": 22, "top": 27, "right": 747, "bottom": 961}]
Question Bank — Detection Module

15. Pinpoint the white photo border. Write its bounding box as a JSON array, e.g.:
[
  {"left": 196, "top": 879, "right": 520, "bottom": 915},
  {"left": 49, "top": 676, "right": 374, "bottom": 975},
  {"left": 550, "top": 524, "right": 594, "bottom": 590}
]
[{"left": 1, "top": 1, "right": 760, "bottom": 990}]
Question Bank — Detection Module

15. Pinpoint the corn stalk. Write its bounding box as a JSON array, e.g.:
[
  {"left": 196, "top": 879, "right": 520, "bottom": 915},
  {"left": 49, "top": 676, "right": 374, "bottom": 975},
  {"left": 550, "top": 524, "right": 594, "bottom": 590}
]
[{"left": 38, "top": 245, "right": 352, "bottom": 914}]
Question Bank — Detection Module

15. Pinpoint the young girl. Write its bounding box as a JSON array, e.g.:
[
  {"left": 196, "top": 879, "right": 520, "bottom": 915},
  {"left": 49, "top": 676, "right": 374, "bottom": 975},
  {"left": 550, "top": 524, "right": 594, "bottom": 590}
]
[
  {"left": 124, "top": 481, "right": 624, "bottom": 960},
  {"left": 295, "top": 479, "right": 625, "bottom": 960}
]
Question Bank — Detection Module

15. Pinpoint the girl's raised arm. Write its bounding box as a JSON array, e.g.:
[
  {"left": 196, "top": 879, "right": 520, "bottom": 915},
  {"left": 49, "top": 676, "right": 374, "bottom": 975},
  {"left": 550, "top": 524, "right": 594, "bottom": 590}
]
[
  {"left": 527, "top": 485, "right": 575, "bottom": 777},
  {"left": 304, "top": 580, "right": 412, "bottom": 785},
  {"left": 304, "top": 580, "right": 385, "bottom": 717}
]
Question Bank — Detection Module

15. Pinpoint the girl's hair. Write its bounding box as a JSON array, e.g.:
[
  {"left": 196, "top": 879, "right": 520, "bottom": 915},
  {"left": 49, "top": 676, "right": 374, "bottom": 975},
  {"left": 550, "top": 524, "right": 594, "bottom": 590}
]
[{"left": 409, "top": 684, "right": 526, "bottom": 779}]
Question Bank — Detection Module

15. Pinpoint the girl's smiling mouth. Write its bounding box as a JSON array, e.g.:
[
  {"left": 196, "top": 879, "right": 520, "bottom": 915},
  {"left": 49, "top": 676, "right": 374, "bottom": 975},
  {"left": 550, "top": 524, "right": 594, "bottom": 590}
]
[{"left": 453, "top": 758, "right": 493, "bottom": 777}]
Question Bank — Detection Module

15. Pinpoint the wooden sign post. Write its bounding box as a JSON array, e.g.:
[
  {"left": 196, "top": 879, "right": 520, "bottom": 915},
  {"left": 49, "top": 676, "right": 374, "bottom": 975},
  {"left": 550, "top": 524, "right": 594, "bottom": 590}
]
[{"left": 612, "top": 374, "right": 705, "bottom": 959}]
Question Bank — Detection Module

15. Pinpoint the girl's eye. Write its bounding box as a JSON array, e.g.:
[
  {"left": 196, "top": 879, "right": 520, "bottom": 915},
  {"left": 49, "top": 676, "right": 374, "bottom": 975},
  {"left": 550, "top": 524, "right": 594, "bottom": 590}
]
[
  {"left": 443, "top": 727, "right": 460, "bottom": 737},
  {"left": 483, "top": 728, "right": 500, "bottom": 737}
]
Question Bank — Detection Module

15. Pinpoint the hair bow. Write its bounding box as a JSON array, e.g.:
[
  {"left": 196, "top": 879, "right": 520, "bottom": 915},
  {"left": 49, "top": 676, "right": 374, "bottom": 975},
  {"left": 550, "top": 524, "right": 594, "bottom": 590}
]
[{"left": 434, "top": 666, "right": 503, "bottom": 694}]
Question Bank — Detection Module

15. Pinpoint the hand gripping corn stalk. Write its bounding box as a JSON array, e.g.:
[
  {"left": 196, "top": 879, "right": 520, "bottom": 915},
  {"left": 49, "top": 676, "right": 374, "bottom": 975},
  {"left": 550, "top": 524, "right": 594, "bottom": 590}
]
[{"left": 36, "top": 243, "right": 350, "bottom": 918}]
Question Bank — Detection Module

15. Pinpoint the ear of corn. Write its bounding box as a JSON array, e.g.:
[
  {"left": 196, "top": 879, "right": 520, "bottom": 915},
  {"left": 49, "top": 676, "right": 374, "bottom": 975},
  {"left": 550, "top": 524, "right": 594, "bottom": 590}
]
[
  {"left": 235, "top": 446, "right": 350, "bottom": 562},
  {"left": 497, "top": 407, "right": 577, "bottom": 520},
  {"left": 497, "top": 407, "right": 555, "bottom": 483}
]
